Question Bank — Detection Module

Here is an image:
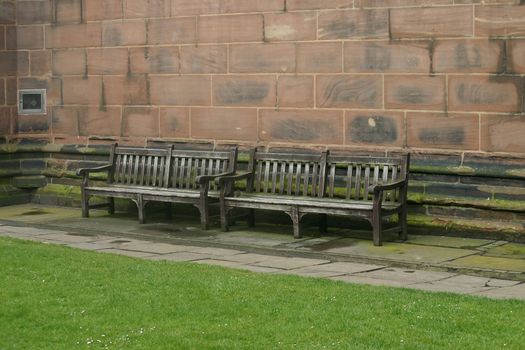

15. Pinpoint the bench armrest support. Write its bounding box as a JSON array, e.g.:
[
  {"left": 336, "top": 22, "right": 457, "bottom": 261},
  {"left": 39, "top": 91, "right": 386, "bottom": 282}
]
[
  {"left": 76, "top": 164, "right": 112, "bottom": 177},
  {"left": 368, "top": 179, "right": 407, "bottom": 195},
  {"left": 217, "top": 171, "right": 253, "bottom": 187},
  {"left": 195, "top": 171, "right": 235, "bottom": 185}
]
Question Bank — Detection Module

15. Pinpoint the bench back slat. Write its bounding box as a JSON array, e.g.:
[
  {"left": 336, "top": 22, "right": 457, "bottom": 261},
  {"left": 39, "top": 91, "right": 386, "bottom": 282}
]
[
  {"left": 110, "top": 146, "right": 171, "bottom": 187},
  {"left": 247, "top": 150, "right": 327, "bottom": 197},
  {"left": 326, "top": 154, "right": 409, "bottom": 203},
  {"left": 168, "top": 148, "right": 237, "bottom": 190}
]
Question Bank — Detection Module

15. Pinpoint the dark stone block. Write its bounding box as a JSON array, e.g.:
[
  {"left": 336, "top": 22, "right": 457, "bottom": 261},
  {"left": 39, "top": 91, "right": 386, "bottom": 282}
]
[
  {"left": 425, "top": 183, "right": 493, "bottom": 199},
  {"left": 463, "top": 153, "right": 525, "bottom": 178},
  {"left": 20, "top": 159, "right": 46, "bottom": 170},
  {"left": 12, "top": 175, "right": 47, "bottom": 189},
  {"left": 410, "top": 152, "right": 462, "bottom": 170},
  {"left": 409, "top": 173, "right": 459, "bottom": 183}
]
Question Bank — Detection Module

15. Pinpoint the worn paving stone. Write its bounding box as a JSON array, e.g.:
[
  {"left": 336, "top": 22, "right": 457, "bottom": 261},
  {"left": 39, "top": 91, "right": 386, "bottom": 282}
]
[
  {"left": 317, "top": 239, "right": 478, "bottom": 264},
  {"left": 1, "top": 226, "right": 66, "bottom": 236},
  {"left": 38, "top": 232, "right": 99, "bottom": 243},
  {"left": 358, "top": 267, "right": 456, "bottom": 284},
  {"left": 147, "top": 252, "right": 211, "bottom": 262},
  {"left": 276, "top": 269, "right": 346, "bottom": 278},
  {"left": 408, "top": 282, "right": 495, "bottom": 295},
  {"left": 214, "top": 230, "right": 296, "bottom": 247},
  {"left": 284, "top": 237, "right": 341, "bottom": 249},
  {"left": 217, "top": 253, "right": 273, "bottom": 264},
  {"left": 184, "top": 246, "right": 245, "bottom": 256},
  {"left": 483, "top": 243, "right": 525, "bottom": 260},
  {"left": 305, "top": 261, "right": 385, "bottom": 274},
  {"left": 472, "top": 283, "right": 525, "bottom": 300},
  {"left": 119, "top": 242, "right": 193, "bottom": 254},
  {"left": 237, "top": 265, "right": 285, "bottom": 273},
  {"left": 447, "top": 255, "right": 525, "bottom": 273},
  {"left": 67, "top": 242, "right": 116, "bottom": 250},
  {"left": 98, "top": 249, "right": 157, "bottom": 258},
  {"left": 330, "top": 275, "right": 408, "bottom": 288},
  {"left": 407, "top": 235, "right": 494, "bottom": 249},
  {"left": 193, "top": 259, "right": 248, "bottom": 269},
  {"left": 252, "top": 256, "right": 330, "bottom": 270}
]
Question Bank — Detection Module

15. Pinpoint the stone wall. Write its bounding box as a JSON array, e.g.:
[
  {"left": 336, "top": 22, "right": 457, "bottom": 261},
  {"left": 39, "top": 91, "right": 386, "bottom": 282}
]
[{"left": 1, "top": 0, "right": 525, "bottom": 239}]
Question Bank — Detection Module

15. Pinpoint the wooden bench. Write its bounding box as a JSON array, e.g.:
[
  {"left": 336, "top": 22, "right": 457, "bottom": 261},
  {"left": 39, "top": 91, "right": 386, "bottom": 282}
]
[
  {"left": 218, "top": 149, "right": 410, "bottom": 246},
  {"left": 77, "top": 144, "right": 237, "bottom": 229}
]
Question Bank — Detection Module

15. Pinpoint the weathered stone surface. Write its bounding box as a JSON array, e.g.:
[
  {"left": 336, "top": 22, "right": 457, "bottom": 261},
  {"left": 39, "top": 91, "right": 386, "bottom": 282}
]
[
  {"left": 16, "top": 25, "right": 44, "bottom": 49},
  {"left": 46, "top": 23, "right": 102, "bottom": 49},
  {"left": 180, "top": 45, "right": 227, "bottom": 74},
  {"left": 103, "top": 75, "right": 149, "bottom": 105},
  {"left": 297, "top": 42, "right": 342, "bottom": 73},
  {"left": 480, "top": 115, "right": 525, "bottom": 153},
  {"left": 213, "top": 75, "right": 276, "bottom": 107},
  {"left": 198, "top": 14, "right": 263, "bottom": 43},
  {"left": 407, "top": 112, "right": 479, "bottom": 150},
  {"left": 507, "top": 39, "right": 525, "bottom": 73},
  {"left": 277, "top": 75, "right": 314, "bottom": 108},
  {"left": 259, "top": 109, "right": 344, "bottom": 144},
  {"left": 122, "top": 107, "right": 159, "bottom": 137},
  {"left": 191, "top": 107, "right": 258, "bottom": 141},
  {"left": 317, "top": 75, "right": 382, "bottom": 109},
  {"left": 345, "top": 110, "right": 404, "bottom": 147},
  {"left": 148, "top": 17, "right": 196, "bottom": 45},
  {"left": 52, "top": 49, "right": 86, "bottom": 75},
  {"left": 385, "top": 75, "right": 445, "bottom": 110},
  {"left": 229, "top": 43, "right": 296, "bottom": 73},
  {"left": 130, "top": 47, "right": 179, "bottom": 74},
  {"left": 159, "top": 107, "right": 190, "bottom": 139},
  {"left": 390, "top": 6, "right": 473, "bottom": 38},
  {"left": 150, "top": 76, "right": 211, "bottom": 106},
  {"left": 448, "top": 75, "right": 522, "bottom": 113},
  {"left": 124, "top": 0, "right": 170, "bottom": 18},
  {"left": 344, "top": 41, "right": 430, "bottom": 73},
  {"left": 264, "top": 12, "right": 316, "bottom": 41},
  {"left": 87, "top": 48, "right": 128, "bottom": 75},
  {"left": 102, "top": 20, "right": 147, "bottom": 47},
  {"left": 55, "top": 0, "right": 82, "bottom": 24},
  {"left": 475, "top": 5, "right": 525, "bottom": 37},
  {"left": 0, "top": 1, "right": 15, "bottom": 23},
  {"left": 318, "top": 9, "right": 389, "bottom": 40},
  {"left": 433, "top": 39, "right": 504, "bottom": 73},
  {"left": 16, "top": 0, "right": 52, "bottom": 24},
  {"left": 30, "top": 50, "right": 52, "bottom": 76},
  {"left": 287, "top": 0, "right": 352, "bottom": 10}
]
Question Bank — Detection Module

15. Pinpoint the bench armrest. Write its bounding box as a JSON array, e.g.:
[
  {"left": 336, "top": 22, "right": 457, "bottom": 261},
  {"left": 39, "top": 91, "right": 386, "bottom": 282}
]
[
  {"left": 195, "top": 171, "right": 235, "bottom": 185},
  {"left": 76, "top": 164, "right": 112, "bottom": 176},
  {"left": 217, "top": 171, "right": 253, "bottom": 187},
  {"left": 368, "top": 179, "right": 407, "bottom": 195}
]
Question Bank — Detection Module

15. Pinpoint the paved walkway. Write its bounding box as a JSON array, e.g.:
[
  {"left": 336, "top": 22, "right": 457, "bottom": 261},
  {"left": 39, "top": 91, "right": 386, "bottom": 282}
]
[{"left": 0, "top": 204, "right": 524, "bottom": 300}]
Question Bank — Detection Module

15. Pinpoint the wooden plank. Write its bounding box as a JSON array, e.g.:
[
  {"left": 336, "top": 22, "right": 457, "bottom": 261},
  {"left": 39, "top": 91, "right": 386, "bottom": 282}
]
[
  {"left": 279, "top": 162, "right": 286, "bottom": 194},
  {"left": 132, "top": 155, "right": 140, "bottom": 185},
  {"left": 373, "top": 165, "right": 379, "bottom": 186},
  {"left": 116, "top": 147, "right": 169, "bottom": 156},
  {"left": 328, "top": 164, "right": 336, "bottom": 198},
  {"left": 114, "top": 154, "right": 122, "bottom": 184},
  {"left": 146, "top": 156, "right": 152, "bottom": 186},
  {"left": 364, "top": 165, "right": 371, "bottom": 200},
  {"left": 382, "top": 165, "right": 389, "bottom": 201},
  {"left": 172, "top": 157, "right": 179, "bottom": 188},
  {"left": 295, "top": 163, "right": 302, "bottom": 196},
  {"left": 107, "top": 143, "right": 117, "bottom": 184},
  {"left": 255, "top": 160, "right": 263, "bottom": 193},
  {"left": 346, "top": 165, "right": 353, "bottom": 200},
  {"left": 152, "top": 156, "right": 159, "bottom": 186},
  {"left": 271, "top": 161, "right": 278, "bottom": 194},
  {"left": 287, "top": 162, "right": 294, "bottom": 195},
  {"left": 179, "top": 157, "right": 186, "bottom": 189},
  {"left": 121, "top": 154, "right": 128, "bottom": 184},
  {"left": 186, "top": 157, "right": 193, "bottom": 189},
  {"left": 354, "top": 164, "right": 362, "bottom": 200},
  {"left": 303, "top": 163, "right": 310, "bottom": 196},
  {"left": 311, "top": 163, "right": 318, "bottom": 197},
  {"left": 163, "top": 147, "right": 173, "bottom": 189},
  {"left": 158, "top": 156, "right": 166, "bottom": 187},
  {"left": 263, "top": 161, "right": 270, "bottom": 193},
  {"left": 139, "top": 155, "right": 146, "bottom": 186}
]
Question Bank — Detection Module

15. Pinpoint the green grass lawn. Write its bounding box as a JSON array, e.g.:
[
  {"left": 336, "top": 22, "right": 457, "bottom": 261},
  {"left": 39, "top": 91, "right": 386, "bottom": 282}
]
[{"left": 1, "top": 237, "right": 524, "bottom": 349}]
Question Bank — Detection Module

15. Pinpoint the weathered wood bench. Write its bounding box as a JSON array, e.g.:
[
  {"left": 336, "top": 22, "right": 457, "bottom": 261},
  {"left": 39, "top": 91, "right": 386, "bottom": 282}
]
[
  {"left": 77, "top": 144, "right": 237, "bottom": 229},
  {"left": 218, "top": 149, "right": 410, "bottom": 246}
]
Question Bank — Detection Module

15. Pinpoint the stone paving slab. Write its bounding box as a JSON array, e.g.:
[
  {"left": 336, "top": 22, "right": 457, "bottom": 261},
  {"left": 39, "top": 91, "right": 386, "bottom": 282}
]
[
  {"left": 330, "top": 275, "right": 409, "bottom": 288},
  {"left": 99, "top": 249, "right": 156, "bottom": 258},
  {"left": 118, "top": 242, "right": 193, "bottom": 254},
  {"left": 67, "top": 242, "right": 116, "bottom": 250},
  {"left": 147, "top": 252, "right": 213, "bottom": 262},
  {"left": 406, "top": 235, "right": 495, "bottom": 249},
  {"left": 484, "top": 243, "right": 525, "bottom": 259},
  {"left": 294, "top": 261, "right": 385, "bottom": 274},
  {"left": 252, "top": 256, "right": 330, "bottom": 270},
  {"left": 447, "top": 255, "right": 525, "bottom": 273},
  {"left": 183, "top": 246, "right": 245, "bottom": 256},
  {"left": 313, "top": 239, "right": 479, "bottom": 264},
  {"left": 472, "top": 283, "right": 525, "bottom": 299},
  {"left": 358, "top": 267, "right": 456, "bottom": 284},
  {"left": 38, "top": 232, "right": 100, "bottom": 243}
]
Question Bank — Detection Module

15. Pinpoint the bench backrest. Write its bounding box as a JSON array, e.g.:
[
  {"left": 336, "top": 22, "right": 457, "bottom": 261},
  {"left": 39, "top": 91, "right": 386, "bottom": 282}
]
[
  {"left": 326, "top": 154, "right": 410, "bottom": 202},
  {"left": 246, "top": 150, "right": 328, "bottom": 197},
  {"left": 109, "top": 145, "right": 172, "bottom": 188},
  {"left": 168, "top": 148, "right": 237, "bottom": 191}
]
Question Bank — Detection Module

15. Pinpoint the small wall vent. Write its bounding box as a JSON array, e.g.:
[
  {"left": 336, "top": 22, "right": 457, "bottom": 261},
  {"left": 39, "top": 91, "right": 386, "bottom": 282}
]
[{"left": 18, "top": 89, "right": 46, "bottom": 115}]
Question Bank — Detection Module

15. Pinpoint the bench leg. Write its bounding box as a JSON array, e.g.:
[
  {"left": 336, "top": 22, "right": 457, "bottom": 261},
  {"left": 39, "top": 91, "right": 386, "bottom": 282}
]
[
  {"left": 135, "top": 195, "right": 146, "bottom": 224},
  {"left": 290, "top": 207, "right": 301, "bottom": 239},
  {"left": 220, "top": 200, "right": 229, "bottom": 232},
  {"left": 81, "top": 192, "right": 89, "bottom": 218},
  {"left": 199, "top": 197, "right": 209, "bottom": 230},
  {"left": 372, "top": 210, "right": 382, "bottom": 246},
  {"left": 399, "top": 208, "right": 408, "bottom": 241},
  {"left": 247, "top": 209, "right": 255, "bottom": 227},
  {"left": 108, "top": 197, "right": 115, "bottom": 215}
]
